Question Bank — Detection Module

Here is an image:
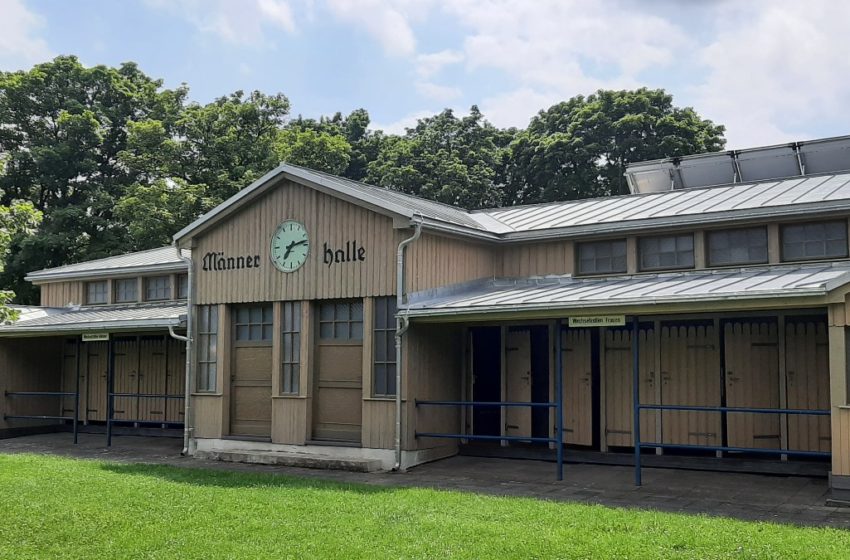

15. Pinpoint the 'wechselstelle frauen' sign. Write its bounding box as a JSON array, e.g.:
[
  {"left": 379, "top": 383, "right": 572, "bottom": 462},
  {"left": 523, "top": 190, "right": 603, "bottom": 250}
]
[{"left": 568, "top": 315, "right": 626, "bottom": 327}]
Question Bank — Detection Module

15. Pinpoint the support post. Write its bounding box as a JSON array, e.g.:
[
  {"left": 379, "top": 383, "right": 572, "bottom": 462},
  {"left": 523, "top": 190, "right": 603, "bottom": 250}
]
[
  {"left": 106, "top": 337, "right": 115, "bottom": 447},
  {"left": 555, "top": 318, "right": 564, "bottom": 481},
  {"left": 73, "top": 337, "right": 81, "bottom": 444},
  {"left": 633, "top": 315, "right": 641, "bottom": 487}
]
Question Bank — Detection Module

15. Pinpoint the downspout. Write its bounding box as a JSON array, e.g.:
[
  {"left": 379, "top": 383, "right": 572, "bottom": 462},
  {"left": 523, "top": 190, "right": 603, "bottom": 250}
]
[
  {"left": 169, "top": 246, "right": 194, "bottom": 456},
  {"left": 394, "top": 215, "right": 422, "bottom": 471}
]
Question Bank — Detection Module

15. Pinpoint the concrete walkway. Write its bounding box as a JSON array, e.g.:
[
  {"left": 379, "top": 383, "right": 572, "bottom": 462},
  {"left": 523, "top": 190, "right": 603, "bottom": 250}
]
[{"left": 2, "top": 432, "right": 849, "bottom": 528}]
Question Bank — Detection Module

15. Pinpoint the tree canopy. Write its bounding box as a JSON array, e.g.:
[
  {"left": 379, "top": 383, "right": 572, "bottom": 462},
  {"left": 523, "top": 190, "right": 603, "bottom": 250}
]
[{"left": 0, "top": 56, "right": 726, "bottom": 304}]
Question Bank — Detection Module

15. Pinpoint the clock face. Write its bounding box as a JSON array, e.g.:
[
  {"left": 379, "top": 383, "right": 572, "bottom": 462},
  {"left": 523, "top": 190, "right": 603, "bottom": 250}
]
[{"left": 270, "top": 220, "right": 309, "bottom": 272}]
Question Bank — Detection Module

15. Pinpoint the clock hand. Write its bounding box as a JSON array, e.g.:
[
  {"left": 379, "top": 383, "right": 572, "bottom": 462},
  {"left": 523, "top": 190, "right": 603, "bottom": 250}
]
[{"left": 283, "top": 239, "right": 308, "bottom": 260}]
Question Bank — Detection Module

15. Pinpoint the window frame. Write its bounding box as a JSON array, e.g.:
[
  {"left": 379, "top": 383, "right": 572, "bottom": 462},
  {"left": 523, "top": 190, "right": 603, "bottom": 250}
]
[
  {"left": 233, "top": 304, "right": 274, "bottom": 344},
  {"left": 196, "top": 305, "right": 219, "bottom": 393},
  {"left": 177, "top": 274, "right": 189, "bottom": 299},
  {"left": 144, "top": 275, "right": 172, "bottom": 301},
  {"left": 575, "top": 239, "right": 628, "bottom": 276},
  {"left": 372, "top": 297, "right": 398, "bottom": 398},
  {"left": 112, "top": 278, "right": 138, "bottom": 303},
  {"left": 85, "top": 281, "right": 108, "bottom": 305},
  {"left": 317, "top": 300, "right": 364, "bottom": 342},
  {"left": 780, "top": 220, "right": 849, "bottom": 263},
  {"left": 706, "top": 227, "right": 769, "bottom": 267},
  {"left": 638, "top": 233, "right": 695, "bottom": 272},
  {"left": 281, "top": 301, "right": 302, "bottom": 395}
]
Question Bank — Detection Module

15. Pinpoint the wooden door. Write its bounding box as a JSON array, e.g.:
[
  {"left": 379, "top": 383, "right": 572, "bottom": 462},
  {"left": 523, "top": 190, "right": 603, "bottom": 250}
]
[
  {"left": 603, "top": 326, "right": 657, "bottom": 447},
  {"left": 563, "top": 329, "right": 593, "bottom": 446},
  {"left": 230, "top": 305, "right": 273, "bottom": 437},
  {"left": 505, "top": 329, "right": 531, "bottom": 439},
  {"left": 313, "top": 300, "right": 363, "bottom": 443},
  {"left": 60, "top": 340, "right": 81, "bottom": 421},
  {"left": 724, "top": 321, "right": 780, "bottom": 449},
  {"left": 112, "top": 337, "right": 139, "bottom": 421},
  {"left": 660, "top": 323, "right": 721, "bottom": 446},
  {"left": 165, "top": 337, "right": 186, "bottom": 424},
  {"left": 138, "top": 336, "right": 167, "bottom": 423},
  {"left": 85, "top": 341, "right": 108, "bottom": 422},
  {"left": 786, "top": 320, "right": 831, "bottom": 452}
]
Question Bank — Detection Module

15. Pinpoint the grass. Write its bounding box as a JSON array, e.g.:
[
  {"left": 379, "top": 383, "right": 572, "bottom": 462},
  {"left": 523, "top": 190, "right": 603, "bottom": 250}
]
[{"left": 0, "top": 454, "right": 848, "bottom": 559}]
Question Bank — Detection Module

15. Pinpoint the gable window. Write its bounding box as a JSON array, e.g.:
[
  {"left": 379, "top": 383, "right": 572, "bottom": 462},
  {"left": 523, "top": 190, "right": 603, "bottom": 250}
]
[
  {"left": 86, "top": 281, "right": 108, "bottom": 305},
  {"left": 281, "top": 302, "right": 301, "bottom": 394},
  {"left": 234, "top": 305, "right": 273, "bottom": 342},
  {"left": 113, "top": 278, "right": 138, "bottom": 303},
  {"left": 373, "top": 297, "right": 398, "bottom": 397},
  {"left": 196, "top": 305, "right": 218, "bottom": 392},
  {"left": 576, "top": 239, "right": 627, "bottom": 275},
  {"left": 639, "top": 234, "right": 695, "bottom": 271},
  {"left": 707, "top": 227, "right": 768, "bottom": 267},
  {"left": 318, "top": 300, "right": 364, "bottom": 341},
  {"left": 177, "top": 274, "right": 188, "bottom": 299},
  {"left": 144, "top": 275, "right": 171, "bottom": 301},
  {"left": 782, "top": 221, "right": 849, "bottom": 262}
]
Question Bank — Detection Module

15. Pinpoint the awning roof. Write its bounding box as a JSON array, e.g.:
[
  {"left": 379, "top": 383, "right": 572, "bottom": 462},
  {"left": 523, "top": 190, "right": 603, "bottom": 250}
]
[
  {"left": 26, "top": 246, "right": 190, "bottom": 283},
  {"left": 405, "top": 263, "right": 850, "bottom": 318},
  {"left": 0, "top": 303, "right": 187, "bottom": 336}
]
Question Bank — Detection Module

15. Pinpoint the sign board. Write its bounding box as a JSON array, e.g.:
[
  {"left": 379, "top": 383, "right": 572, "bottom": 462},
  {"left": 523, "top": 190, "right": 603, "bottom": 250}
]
[
  {"left": 82, "top": 333, "right": 110, "bottom": 342},
  {"left": 568, "top": 315, "right": 626, "bottom": 328}
]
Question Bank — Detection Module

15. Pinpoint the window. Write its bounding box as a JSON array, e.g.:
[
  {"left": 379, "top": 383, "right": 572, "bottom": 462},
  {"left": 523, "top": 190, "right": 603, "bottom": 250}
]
[
  {"left": 113, "top": 278, "right": 138, "bottom": 303},
  {"left": 318, "top": 300, "right": 363, "bottom": 341},
  {"left": 196, "top": 305, "right": 218, "bottom": 392},
  {"left": 639, "top": 234, "right": 695, "bottom": 271},
  {"left": 373, "top": 297, "right": 397, "bottom": 397},
  {"left": 576, "top": 239, "right": 627, "bottom": 275},
  {"left": 177, "top": 274, "right": 188, "bottom": 299},
  {"left": 281, "top": 302, "right": 301, "bottom": 394},
  {"left": 782, "top": 221, "right": 849, "bottom": 262},
  {"left": 144, "top": 276, "right": 171, "bottom": 301},
  {"left": 234, "top": 305, "right": 273, "bottom": 342},
  {"left": 707, "top": 227, "right": 768, "bottom": 267},
  {"left": 86, "top": 281, "right": 107, "bottom": 305}
]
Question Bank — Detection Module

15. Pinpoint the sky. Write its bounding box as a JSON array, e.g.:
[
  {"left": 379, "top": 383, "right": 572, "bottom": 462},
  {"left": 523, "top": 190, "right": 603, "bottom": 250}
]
[{"left": 2, "top": 0, "right": 850, "bottom": 149}]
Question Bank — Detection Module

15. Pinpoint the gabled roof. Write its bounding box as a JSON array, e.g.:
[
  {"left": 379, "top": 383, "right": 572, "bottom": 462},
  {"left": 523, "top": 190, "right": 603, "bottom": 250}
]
[
  {"left": 406, "top": 262, "right": 850, "bottom": 318},
  {"left": 26, "top": 246, "right": 189, "bottom": 283},
  {"left": 0, "top": 302, "right": 186, "bottom": 335}
]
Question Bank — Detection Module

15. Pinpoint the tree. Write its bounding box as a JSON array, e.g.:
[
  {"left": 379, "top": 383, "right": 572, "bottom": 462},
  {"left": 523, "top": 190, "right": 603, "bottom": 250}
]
[
  {"left": 0, "top": 199, "right": 42, "bottom": 319},
  {"left": 502, "top": 88, "right": 726, "bottom": 204},
  {"left": 276, "top": 127, "right": 351, "bottom": 175},
  {"left": 366, "top": 106, "right": 512, "bottom": 209}
]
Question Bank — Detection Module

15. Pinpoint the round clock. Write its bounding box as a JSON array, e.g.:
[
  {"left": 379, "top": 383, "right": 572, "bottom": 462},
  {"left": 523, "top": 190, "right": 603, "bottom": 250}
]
[{"left": 270, "top": 220, "right": 309, "bottom": 272}]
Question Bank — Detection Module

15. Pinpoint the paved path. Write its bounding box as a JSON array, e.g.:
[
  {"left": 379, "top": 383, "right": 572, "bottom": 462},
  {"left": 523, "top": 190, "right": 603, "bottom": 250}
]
[{"left": 2, "top": 432, "right": 849, "bottom": 528}]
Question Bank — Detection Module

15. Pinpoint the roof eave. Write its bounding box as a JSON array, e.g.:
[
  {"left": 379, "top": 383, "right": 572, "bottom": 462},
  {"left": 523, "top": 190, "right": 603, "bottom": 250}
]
[
  {"left": 26, "top": 262, "right": 188, "bottom": 283},
  {"left": 0, "top": 317, "right": 184, "bottom": 337}
]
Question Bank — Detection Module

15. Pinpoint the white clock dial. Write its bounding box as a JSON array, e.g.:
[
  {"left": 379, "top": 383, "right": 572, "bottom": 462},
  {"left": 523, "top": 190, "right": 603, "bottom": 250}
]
[{"left": 270, "top": 220, "right": 309, "bottom": 272}]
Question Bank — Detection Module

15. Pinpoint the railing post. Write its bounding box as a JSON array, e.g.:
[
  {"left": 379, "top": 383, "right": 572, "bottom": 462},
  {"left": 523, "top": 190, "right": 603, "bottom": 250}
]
[
  {"left": 555, "top": 319, "right": 564, "bottom": 481},
  {"left": 106, "top": 337, "right": 115, "bottom": 447},
  {"left": 632, "top": 315, "right": 641, "bottom": 487},
  {"left": 74, "top": 337, "right": 81, "bottom": 444}
]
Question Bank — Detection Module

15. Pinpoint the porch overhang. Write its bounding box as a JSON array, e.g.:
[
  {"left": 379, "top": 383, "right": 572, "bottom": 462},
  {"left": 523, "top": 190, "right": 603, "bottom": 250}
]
[{"left": 0, "top": 303, "right": 187, "bottom": 337}]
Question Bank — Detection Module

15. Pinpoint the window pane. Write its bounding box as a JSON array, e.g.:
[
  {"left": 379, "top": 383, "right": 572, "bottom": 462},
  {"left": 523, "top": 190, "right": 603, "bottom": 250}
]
[
  {"left": 237, "top": 325, "right": 249, "bottom": 340},
  {"left": 335, "top": 303, "right": 349, "bottom": 321},
  {"left": 320, "top": 303, "right": 333, "bottom": 321},
  {"left": 335, "top": 322, "right": 349, "bottom": 339},
  {"left": 350, "top": 321, "right": 363, "bottom": 340},
  {"left": 577, "top": 240, "right": 627, "bottom": 274},
  {"left": 640, "top": 234, "right": 694, "bottom": 271},
  {"left": 350, "top": 302, "right": 363, "bottom": 321},
  {"left": 782, "top": 221, "right": 847, "bottom": 261},
  {"left": 320, "top": 322, "right": 333, "bottom": 339}
]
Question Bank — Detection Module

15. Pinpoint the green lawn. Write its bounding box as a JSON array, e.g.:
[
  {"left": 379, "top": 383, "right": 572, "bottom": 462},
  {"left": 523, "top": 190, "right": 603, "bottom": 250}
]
[{"left": 0, "top": 454, "right": 848, "bottom": 559}]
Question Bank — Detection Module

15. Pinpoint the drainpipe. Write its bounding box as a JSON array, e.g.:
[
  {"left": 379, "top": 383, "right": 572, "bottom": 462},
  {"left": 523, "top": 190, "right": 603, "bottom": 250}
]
[
  {"left": 170, "top": 245, "right": 194, "bottom": 456},
  {"left": 393, "top": 215, "right": 422, "bottom": 471}
]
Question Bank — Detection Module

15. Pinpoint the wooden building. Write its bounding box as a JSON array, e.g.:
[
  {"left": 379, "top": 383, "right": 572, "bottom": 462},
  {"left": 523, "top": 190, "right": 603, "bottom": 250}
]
[{"left": 4, "top": 136, "right": 850, "bottom": 493}]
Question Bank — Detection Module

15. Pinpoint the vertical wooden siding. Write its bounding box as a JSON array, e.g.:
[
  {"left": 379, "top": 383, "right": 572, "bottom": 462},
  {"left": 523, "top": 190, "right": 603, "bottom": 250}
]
[
  {"left": 39, "top": 281, "right": 84, "bottom": 307},
  {"left": 603, "top": 326, "right": 657, "bottom": 447},
  {"left": 407, "top": 234, "right": 497, "bottom": 293},
  {"left": 786, "top": 320, "right": 831, "bottom": 452},
  {"left": 500, "top": 241, "right": 572, "bottom": 277},
  {"left": 0, "top": 338, "right": 63, "bottom": 430},
  {"left": 563, "top": 329, "right": 593, "bottom": 446},
  {"left": 194, "top": 180, "right": 402, "bottom": 304}
]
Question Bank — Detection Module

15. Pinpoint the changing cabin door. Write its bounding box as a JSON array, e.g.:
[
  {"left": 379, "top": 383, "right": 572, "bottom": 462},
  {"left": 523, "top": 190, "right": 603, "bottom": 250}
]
[
  {"left": 603, "top": 325, "right": 657, "bottom": 447},
  {"left": 313, "top": 300, "right": 364, "bottom": 443},
  {"left": 230, "top": 305, "right": 273, "bottom": 437},
  {"left": 563, "top": 329, "right": 593, "bottom": 446},
  {"left": 785, "top": 319, "right": 831, "bottom": 452},
  {"left": 724, "top": 321, "right": 780, "bottom": 449},
  {"left": 660, "top": 322, "right": 721, "bottom": 446},
  {"left": 505, "top": 329, "right": 532, "bottom": 439},
  {"left": 85, "top": 341, "right": 108, "bottom": 422}
]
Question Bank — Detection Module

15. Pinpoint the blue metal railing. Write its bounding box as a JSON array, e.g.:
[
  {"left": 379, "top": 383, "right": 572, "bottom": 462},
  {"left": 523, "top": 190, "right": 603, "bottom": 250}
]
[
  {"left": 106, "top": 392, "right": 184, "bottom": 445},
  {"left": 4, "top": 390, "right": 80, "bottom": 443}
]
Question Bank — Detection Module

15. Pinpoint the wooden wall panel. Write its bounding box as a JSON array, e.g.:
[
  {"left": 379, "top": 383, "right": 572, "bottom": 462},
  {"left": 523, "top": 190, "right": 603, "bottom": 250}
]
[
  {"left": 563, "top": 329, "right": 592, "bottom": 446},
  {"left": 85, "top": 341, "right": 108, "bottom": 422},
  {"left": 138, "top": 337, "right": 167, "bottom": 423},
  {"left": 112, "top": 337, "right": 139, "bottom": 421},
  {"left": 193, "top": 395, "right": 224, "bottom": 438},
  {"left": 500, "top": 241, "right": 572, "bottom": 278},
  {"left": 194, "top": 179, "right": 403, "bottom": 304},
  {"left": 271, "top": 397, "right": 307, "bottom": 445},
  {"left": 39, "top": 281, "right": 84, "bottom": 307},
  {"left": 505, "top": 329, "right": 532, "bottom": 438},
  {"left": 660, "top": 323, "right": 721, "bottom": 446},
  {"left": 60, "top": 340, "right": 81, "bottom": 420},
  {"left": 362, "top": 400, "right": 395, "bottom": 449},
  {"left": 603, "top": 326, "right": 657, "bottom": 447},
  {"left": 786, "top": 320, "right": 831, "bottom": 452},
  {"left": 0, "top": 337, "right": 63, "bottom": 430},
  {"left": 407, "top": 234, "right": 496, "bottom": 293},
  {"left": 166, "top": 338, "right": 186, "bottom": 423},
  {"left": 405, "top": 323, "right": 464, "bottom": 451},
  {"left": 724, "top": 321, "right": 781, "bottom": 449}
]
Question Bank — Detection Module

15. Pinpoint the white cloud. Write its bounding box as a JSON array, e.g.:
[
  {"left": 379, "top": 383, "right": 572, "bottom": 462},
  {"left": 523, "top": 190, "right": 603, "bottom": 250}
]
[
  {"left": 370, "top": 109, "right": 435, "bottom": 134},
  {"left": 415, "top": 81, "right": 462, "bottom": 102},
  {"left": 479, "top": 88, "right": 562, "bottom": 130},
  {"left": 324, "top": 0, "right": 430, "bottom": 56},
  {"left": 692, "top": 1, "right": 850, "bottom": 148},
  {"left": 145, "top": 0, "right": 296, "bottom": 48},
  {"left": 0, "top": 0, "right": 52, "bottom": 71},
  {"left": 415, "top": 49, "right": 463, "bottom": 79}
]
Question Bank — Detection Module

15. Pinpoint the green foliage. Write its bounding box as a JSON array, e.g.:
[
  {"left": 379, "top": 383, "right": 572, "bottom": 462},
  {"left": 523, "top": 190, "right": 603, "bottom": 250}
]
[
  {"left": 1, "top": 454, "right": 849, "bottom": 559},
  {"left": 277, "top": 128, "right": 352, "bottom": 175},
  {"left": 503, "top": 88, "right": 726, "bottom": 204},
  {"left": 0, "top": 200, "right": 41, "bottom": 321}
]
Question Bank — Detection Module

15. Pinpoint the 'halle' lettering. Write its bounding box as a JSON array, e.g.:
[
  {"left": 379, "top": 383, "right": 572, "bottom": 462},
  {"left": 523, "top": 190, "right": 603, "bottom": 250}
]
[{"left": 323, "top": 241, "right": 366, "bottom": 267}]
